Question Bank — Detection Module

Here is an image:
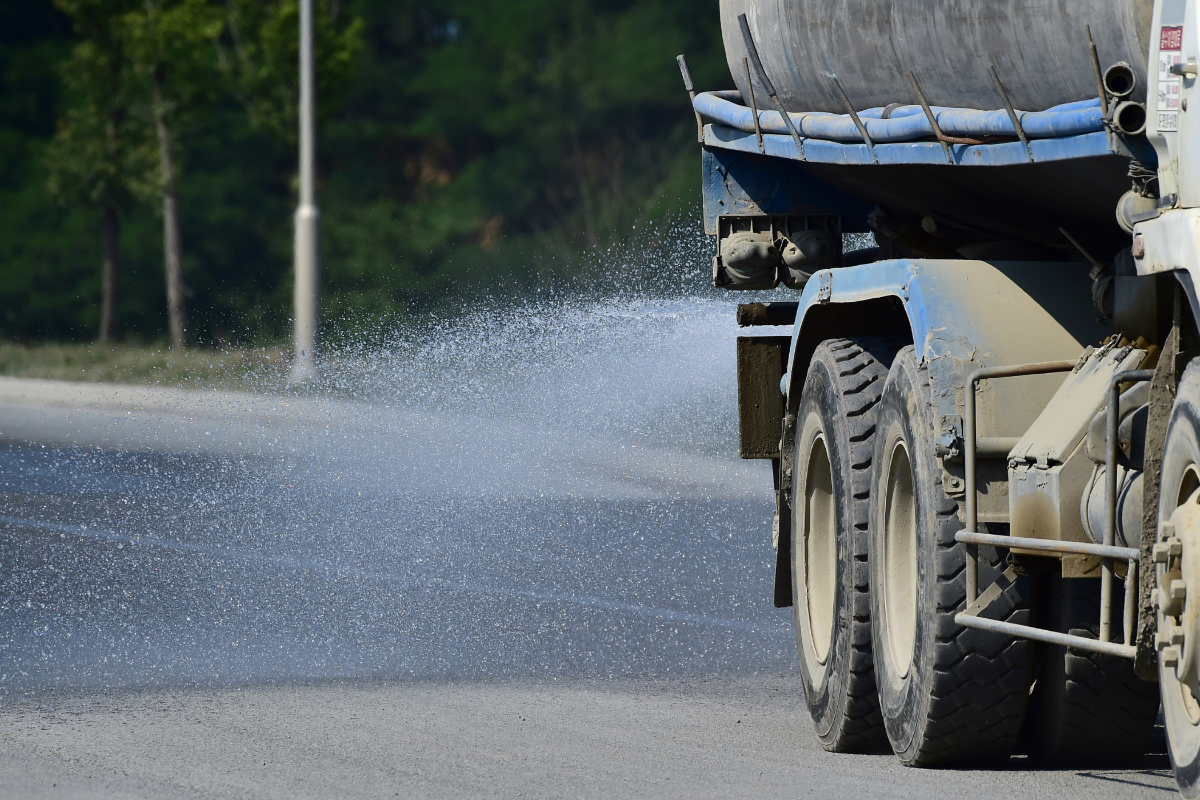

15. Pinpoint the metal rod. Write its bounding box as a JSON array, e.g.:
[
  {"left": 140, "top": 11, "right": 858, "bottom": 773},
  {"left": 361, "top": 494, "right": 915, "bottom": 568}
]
[
  {"left": 964, "top": 360, "right": 1076, "bottom": 603},
  {"left": 736, "top": 302, "right": 799, "bottom": 327},
  {"left": 1059, "top": 226, "right": 1103, "bottom": 268},
  {"left": 989, "top": 65, "right": 1034, "bottom": 163},
  {"left": 1102, "top": 368, "right": 1155, "bottom": 642},
  {"left": 737, "top": 14, "right": 806, "bottom": 161},
  {"left": 743, "top": 57, "right": 764, "bottom": 153},
  {"left": 831, "top": 75, "right": 878, "bottom": 164},
  {"left": 1123, "top": 557, "right": 1137, "bottom": 646},
  {"left": 976, "top": 437, "right": 1022, "bottom": 457},
  {"left": 956, "top": 530, "right": 1139, "bottom": 561},
  {"left": 955, "top": 613, "right": 1136, "bottom": 659},
  {"left": 908, "top": 71, "right": 952, "bottom": 163},
  {"left": 676, "top": 55, "right": 704, "bottom": 143},
  {"left": 290, "top": 0, "right": 319, "bottom": 384},
  {"left": 905, "top": 71, "right": 982, "bottom": 149},
  {"left": 1086, "top": 25, "right": 1110, "bottom": 116}
]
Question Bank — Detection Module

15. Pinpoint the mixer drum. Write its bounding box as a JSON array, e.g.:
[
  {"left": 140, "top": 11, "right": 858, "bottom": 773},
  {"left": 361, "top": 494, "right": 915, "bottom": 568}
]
[{"left": 721, "top": 0, "right": 1153, "bottom": 114}]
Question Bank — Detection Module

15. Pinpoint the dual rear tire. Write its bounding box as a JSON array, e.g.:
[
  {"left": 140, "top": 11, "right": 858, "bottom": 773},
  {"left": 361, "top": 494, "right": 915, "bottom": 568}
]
[{"left": 792, "top": 341, "right": 1157, "bottom": 767}]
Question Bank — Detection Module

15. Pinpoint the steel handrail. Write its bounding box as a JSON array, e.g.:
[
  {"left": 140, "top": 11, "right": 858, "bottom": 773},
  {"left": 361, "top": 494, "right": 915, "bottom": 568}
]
[
  {"left": 1103, "top": 369, "right": 1154, "bottom": 643},
  {"left": 956, "top": 529, "right": 1139, "bottom": 561},
  {"left": 960, "top": 360, "right": 1154, "bottom": 659},
  {"left": 954, "top": 613, "right": 1136, "bottom": 659},
  {"left": 964, "top": 361, "right": 1076, "bottom": 602}
]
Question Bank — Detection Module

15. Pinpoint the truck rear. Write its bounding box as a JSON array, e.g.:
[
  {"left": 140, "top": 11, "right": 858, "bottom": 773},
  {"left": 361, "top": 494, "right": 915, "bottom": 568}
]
[{"left": 682, "top": 0, "right": 1200, "bottom": 790}]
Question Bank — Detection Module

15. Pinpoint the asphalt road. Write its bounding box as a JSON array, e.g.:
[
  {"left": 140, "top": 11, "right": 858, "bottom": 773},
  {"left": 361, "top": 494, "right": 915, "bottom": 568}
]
[{"left": 0, "top": 301, "right": 1181, "bottom": 797}]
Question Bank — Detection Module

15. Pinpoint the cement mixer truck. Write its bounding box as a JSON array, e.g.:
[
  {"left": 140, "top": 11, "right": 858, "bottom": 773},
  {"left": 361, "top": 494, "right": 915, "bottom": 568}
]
[{"left": 681, "top": 0, "right": 1200, "bottom": 790}]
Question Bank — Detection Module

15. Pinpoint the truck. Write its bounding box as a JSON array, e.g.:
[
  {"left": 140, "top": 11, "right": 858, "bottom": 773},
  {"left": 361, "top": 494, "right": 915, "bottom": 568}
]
[{"left": 680, "top": 0, "right": 1200, "bottom": 791}]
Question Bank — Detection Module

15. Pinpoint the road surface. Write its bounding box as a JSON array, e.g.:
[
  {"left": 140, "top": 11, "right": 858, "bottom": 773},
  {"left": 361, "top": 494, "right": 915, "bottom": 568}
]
[{"left": 0, "top": 300, "right": 1180, "bottom": 797}]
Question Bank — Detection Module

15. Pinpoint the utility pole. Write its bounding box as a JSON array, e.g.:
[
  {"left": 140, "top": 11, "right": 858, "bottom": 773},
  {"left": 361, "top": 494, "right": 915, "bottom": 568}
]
[{"left": 290, "top": 0, "right": 319, "bottom": 383}]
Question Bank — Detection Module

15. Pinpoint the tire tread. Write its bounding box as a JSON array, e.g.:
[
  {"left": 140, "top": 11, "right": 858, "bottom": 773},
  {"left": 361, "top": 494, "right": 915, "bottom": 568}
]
[
  {"left": 878, "top": 346, "right": 1032, "bottom": 766},
  {"left": 804, "top": 337, "right": 903, "bottom": 751}
]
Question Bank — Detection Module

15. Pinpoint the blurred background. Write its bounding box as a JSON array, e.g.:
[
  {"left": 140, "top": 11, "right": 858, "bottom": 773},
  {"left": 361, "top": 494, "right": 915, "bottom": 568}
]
[{"left": 0, "top": 0, "right": 727, "bottom": 351}]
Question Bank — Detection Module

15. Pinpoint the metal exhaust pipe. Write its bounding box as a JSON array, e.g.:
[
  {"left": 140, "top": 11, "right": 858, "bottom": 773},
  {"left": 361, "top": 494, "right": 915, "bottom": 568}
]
[
  {"left": 1112, "top": 100, "right": 1147, "bottom": 135},
  {"left": 1103, "top": 61, "right": 1137, "bottom": 98}
]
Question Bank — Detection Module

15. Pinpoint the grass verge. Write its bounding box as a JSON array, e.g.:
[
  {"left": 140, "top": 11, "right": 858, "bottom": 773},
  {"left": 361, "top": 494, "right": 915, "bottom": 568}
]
[{"left": 0, "top": 342, "right": 290, "bottom": 391}]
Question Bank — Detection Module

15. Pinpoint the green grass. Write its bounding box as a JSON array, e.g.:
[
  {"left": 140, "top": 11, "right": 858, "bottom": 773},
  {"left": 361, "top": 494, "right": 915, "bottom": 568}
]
[{"left": 0, "top": 342, "right": 290, "bottom": 391}]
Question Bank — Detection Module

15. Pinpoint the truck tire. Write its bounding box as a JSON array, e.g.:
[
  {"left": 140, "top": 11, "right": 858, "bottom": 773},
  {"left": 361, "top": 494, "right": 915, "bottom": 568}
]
[
  {"left": 791, "top": 338, "right": 897, "bottom": 752},
  {"left": 869, "top": 346, "right": 1031, "bottom": 766},
  {"left": 1021, "top": 574, "right": 1159, "bottom": 767},
  {"left": 1158, "top": 361, "right": 1200, "bottom": 799}
]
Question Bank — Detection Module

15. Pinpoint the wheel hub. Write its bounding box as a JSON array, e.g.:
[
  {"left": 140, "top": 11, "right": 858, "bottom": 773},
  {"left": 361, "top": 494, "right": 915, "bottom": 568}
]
[{"left": 1158, "top": 491, "right": 1200, "bottom": 696}]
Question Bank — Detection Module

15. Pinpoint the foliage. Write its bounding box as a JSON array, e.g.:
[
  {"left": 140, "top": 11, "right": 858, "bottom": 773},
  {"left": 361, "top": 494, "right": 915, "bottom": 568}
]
[
  {"left": 120, "top": 0, "right": 225, "bottom": 129},
  {"left": 46, "top": 0, "right": 152, "bottom": 212},
  {"left": 0, "top": 0, "right": 728, "bottom": 344},
  {"left": 219, "top": 0, "right": 364, "bottom": 142}
]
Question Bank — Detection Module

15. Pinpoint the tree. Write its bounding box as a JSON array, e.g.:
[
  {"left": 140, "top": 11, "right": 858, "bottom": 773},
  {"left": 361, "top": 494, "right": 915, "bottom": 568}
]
[
  {"left": 218, "top": 0, "right": 362, "bottom": 144},
  {"left": 47, "top": 0, "right": 149, "bottom": 342},
  {"left": 2, "top": 1, "right": 730, "bottom": 342},
  {"left": 121, "top": 0, "right": 223, "bottom": 350}
]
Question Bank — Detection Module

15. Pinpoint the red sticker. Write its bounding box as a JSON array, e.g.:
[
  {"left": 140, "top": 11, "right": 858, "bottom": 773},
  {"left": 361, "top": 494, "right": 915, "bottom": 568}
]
[{"left": 1162, "top": 26, "right": 1183, "bottom": 51}]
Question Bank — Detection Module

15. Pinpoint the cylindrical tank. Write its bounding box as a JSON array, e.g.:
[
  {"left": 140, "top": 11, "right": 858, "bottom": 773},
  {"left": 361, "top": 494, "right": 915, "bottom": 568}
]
[{"left": 722, "top": 0, "right": 1152, "bottom": 114}]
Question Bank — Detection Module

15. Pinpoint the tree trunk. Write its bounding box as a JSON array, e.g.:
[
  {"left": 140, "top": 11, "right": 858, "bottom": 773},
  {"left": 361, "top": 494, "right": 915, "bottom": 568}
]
[
  {"left": 153, "top": 76, "right": 187, "bottom": 350},
  {"left": 100, "top": 204, "right": 119, "bottom": 343}
]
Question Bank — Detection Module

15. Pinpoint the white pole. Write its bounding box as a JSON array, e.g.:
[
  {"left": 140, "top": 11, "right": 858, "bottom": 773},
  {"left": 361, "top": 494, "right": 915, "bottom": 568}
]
[{"left": 290, "top": 0, "right": 319, "bottom": 383}]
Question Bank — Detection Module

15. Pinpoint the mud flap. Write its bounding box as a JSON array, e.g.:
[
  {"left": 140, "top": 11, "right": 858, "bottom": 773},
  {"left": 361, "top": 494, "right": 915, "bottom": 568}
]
[
  {"left": 737, "top": 336, "right": 790, "bottom": 459},
  {"left": 774, "top": 517, "right": 792, "bottom": 608}
]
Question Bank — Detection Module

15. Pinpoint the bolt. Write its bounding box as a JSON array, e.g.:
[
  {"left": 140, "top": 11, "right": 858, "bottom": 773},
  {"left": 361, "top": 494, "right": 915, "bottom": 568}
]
[
  {"left": 1161, "top": 584, "right": 1185, "bottom": 616},
  {"left": 1164, "top": 521, "right": 1176, "bottom": 539},
  {"left": 1165, "top": 645, "right": 1182, "bottom": 668},
  {"left": 1157, "top": 625, "right": 1185, "bottom": 650},
  {"left": 1172, "top": 579, "right": 1188, "bottom": 601},
  {"left": 1156, "top": 538, "right": 1184, "bottom": 563}
]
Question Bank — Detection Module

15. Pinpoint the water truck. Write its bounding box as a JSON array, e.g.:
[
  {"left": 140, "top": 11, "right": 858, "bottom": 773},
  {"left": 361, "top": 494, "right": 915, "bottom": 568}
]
[{"left": 680, "top": 0, "right": 1200, "bottom": 789}]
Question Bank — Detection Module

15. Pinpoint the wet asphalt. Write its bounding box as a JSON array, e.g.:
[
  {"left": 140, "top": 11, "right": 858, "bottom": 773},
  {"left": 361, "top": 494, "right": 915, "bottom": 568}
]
[
  {"left": 0, "top": 297, "right": 1182, "bottom": 796},
  {"left": 0, "top": 440, "right": 1177, "bottom": 799},
  {"left": 0, "top": 443, "right": 788, "bottom": 691}
]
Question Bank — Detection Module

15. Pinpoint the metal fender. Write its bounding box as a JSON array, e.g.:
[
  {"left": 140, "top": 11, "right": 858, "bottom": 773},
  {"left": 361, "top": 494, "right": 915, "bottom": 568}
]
[{"left": 784, "top": 259, "right": 1110, "bottom": 510}]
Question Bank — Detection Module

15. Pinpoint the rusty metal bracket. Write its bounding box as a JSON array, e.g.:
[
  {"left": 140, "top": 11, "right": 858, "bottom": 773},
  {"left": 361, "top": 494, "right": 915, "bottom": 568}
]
[
  {"left": 989, "top": 65, "right": 1034, "bottom": 163},
  {"left": 676, "top": 54, "right": 704, "bottom": 143},
  {"left": 831, "top": 75, "right": 878, "bottom": 164},
  {"left": 743, "top": 57, "right": 764, "bottom": 153},
  {"left": 738, "top": 14, "right": 807, "bottom": 161},
  {"left": 1086, "top": 25, "right": 1110, "bottom": 116}
]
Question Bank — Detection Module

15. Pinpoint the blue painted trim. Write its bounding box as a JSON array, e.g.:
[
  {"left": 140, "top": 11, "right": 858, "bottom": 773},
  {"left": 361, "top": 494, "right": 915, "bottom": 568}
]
[
  {"left": 700, "top": 147, "right": 873, "bottom": 234},
  {"left": 705, "top": 124, "right": 1115, "bottom": 167}
]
